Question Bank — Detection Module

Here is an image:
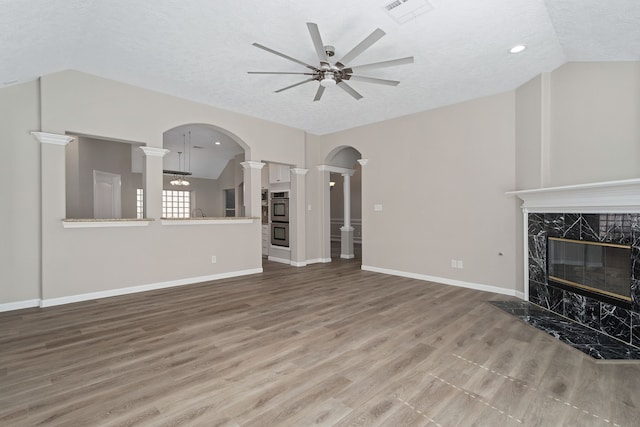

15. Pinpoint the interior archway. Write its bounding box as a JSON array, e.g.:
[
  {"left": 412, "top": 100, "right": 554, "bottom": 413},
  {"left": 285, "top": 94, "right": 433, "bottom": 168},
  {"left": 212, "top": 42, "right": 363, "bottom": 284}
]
[
  {"left": 323, "top": 146, "right": 362, "bottom": 261},
  {"left": 162, "top": 124, "right": 248, "bottom": 218}
]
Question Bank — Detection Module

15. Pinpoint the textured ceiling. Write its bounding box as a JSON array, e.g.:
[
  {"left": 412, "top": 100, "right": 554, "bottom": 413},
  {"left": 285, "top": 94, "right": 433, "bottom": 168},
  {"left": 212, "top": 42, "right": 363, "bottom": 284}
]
[{"left": 1, "top": 0, "right": 639, "bottom": 135}]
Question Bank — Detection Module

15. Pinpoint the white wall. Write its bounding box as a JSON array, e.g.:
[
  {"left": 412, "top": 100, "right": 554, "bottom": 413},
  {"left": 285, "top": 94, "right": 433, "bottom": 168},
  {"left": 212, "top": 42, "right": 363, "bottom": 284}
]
[
  {"left": 0, "top": 80, "right": 41, "bottom": 306},
  {"left": 1, "top": 70, "right": 306, "bottom": 305},
  {"left": 548, "top": 62, "right": 639, "bottom": 186},
  {"left": 66, "top": 136, "right": 138, "bottom": 219},
  {"left": 3, "top": 62, "right": 639, "bottom": 308},
  {"left": 308, "top": 91, "right": 520, "bottom": 293}
]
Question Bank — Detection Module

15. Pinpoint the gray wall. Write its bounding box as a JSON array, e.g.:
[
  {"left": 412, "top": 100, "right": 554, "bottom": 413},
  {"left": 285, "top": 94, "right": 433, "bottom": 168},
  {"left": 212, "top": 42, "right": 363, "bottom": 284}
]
[
  {"left": 2, "top": 62, "right": 639, "bottom": 307},
  {"left": 516, "top": 62, "right": 640, "bottom": 189},
  {"left": 0, "top": 70, "right": 305, "bottom": 305},
  {"left": 308, "top": 91, "right": 520, "bottom": 293},
  {"left": 0, "top": 80, "right": 41, "bottom": 305},
  {"left": 66, "top": 136, "right": 138, "bottom": 219}
]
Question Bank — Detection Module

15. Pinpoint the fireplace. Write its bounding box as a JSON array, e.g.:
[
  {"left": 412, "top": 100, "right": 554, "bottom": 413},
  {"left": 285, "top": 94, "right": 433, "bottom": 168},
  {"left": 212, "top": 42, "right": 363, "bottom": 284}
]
[
  {"left": 509, "top": 179, "right": 640, "bottom": 348},
  {"left": 547, "top": 237, "right": 632, "bottom": 309}
]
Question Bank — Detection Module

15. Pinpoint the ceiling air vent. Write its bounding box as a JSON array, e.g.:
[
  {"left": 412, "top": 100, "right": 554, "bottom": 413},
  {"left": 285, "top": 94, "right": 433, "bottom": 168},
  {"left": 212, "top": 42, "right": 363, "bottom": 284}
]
[{"left": 383, "top": 0, "right": 433, "bottom": 24}]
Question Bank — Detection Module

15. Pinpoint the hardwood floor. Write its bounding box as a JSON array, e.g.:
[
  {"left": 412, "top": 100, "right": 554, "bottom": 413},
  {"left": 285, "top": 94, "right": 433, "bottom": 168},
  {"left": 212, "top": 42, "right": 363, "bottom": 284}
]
[{"left": 1, "top": 258, "right": 639, "bottom": 426}]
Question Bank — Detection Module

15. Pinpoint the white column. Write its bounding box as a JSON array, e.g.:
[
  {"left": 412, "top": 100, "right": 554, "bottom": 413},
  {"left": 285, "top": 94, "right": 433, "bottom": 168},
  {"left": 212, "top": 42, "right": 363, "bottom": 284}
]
[
  {"left": 241, "top": 161, "right": 265, "bottom": 218},
  {"left": 316, "top": 165, "right": 332, "bottom": 262},
  {"left": 290, "top": 168, "right": 309, "bottom": 267},
  {"left": 139, "top": 147, "right": 169, "bottom": 219},
  {"left": 343, "top": 173, "right": 351, "bottom": 229},
  {"left": 340, "top": 171, "right": 356, "bottom": 259},
  {"left": 31, "top": 132, "right": 75, "bottom": 302}
]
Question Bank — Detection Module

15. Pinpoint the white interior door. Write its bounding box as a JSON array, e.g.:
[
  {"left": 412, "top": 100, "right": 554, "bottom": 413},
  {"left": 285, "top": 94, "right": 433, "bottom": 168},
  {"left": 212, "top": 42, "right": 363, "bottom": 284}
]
[{"left": 93, "top": 170, "right": 122, "bottom": 219}]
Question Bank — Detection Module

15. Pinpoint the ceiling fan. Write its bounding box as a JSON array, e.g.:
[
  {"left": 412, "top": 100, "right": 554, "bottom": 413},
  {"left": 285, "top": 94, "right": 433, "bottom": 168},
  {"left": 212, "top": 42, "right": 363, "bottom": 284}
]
[{"left": 248, "top": 23, "right": 414, "bottom": 101}]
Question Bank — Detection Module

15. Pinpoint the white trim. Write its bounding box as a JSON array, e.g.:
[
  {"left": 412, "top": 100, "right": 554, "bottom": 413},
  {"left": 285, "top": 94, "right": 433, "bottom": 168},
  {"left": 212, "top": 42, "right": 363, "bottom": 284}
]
[
  {"left": 357, "top": 159, "right": 369, "bottom": 166},
  {"left": 341, "top": 254, "right": 355, "bottom": 259},
  {"left": 317, "top": 165, "right": 356, "bottom": 176},
  {"left": 507, "top": 179, "right": 640, "bottom": 212},
  {"left": 306, "top": 258, "right": 332, "bottom": 264},
  {"left": 63, "top": 220, "right": 152, "bottom": 228},
  {"left": 161, "top": 218, "right": 255, "bottom": 225},
  {"left": 139, "top": 146, "right": 169, "bottom": 157},
  {"left": 40, "top": 268, "right": 263, "bottom": 308},
  {"left": 240, "top": 161, "right": 265, "bottom": 170},
  {"left": 270, "top": 245, "right": 291, "bottom": 251},
  {"left": 290, "top": 260, "right": 307, "bottom": 267},
  {"left": 0, "top": 299, "right": 40, "bottom": 313},
  {"left": 31, "top": 132, "right": 74, "bottom": 146},
  {"left": 515, "top": 291, "right": 525, "bottom": 300},
  {"left": 290, "top": 168, "right": 309, "bottom": 175},
  {"left": 331, "top": 218, "right": 362, "bottom": 243},
  {"left": 360, "top": 265, "right": 520, "bottom": 297},
  {"left": 268, "top": 256, "right": 291, "bottom": 265}
]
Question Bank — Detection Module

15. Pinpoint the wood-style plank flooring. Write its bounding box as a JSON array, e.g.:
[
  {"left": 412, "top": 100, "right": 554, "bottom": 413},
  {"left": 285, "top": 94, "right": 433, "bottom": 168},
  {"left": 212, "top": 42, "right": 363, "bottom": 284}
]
[{"left": 1, "top": 257, "right": 640, "bottom": 426}]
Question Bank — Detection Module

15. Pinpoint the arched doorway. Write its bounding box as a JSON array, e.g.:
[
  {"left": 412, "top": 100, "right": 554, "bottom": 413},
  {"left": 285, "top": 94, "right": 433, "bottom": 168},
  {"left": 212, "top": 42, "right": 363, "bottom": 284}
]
[
  {"left": 162, "top": 124, "right": 248, "bottom": 218},
  {"left": 322, "top": 146, "right": 363, "bottom": 261}
]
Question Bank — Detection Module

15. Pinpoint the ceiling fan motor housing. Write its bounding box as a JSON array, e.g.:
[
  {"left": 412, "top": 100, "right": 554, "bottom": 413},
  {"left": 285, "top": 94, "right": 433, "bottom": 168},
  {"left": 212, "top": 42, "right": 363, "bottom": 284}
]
[{"left": 324, "top": 45, "right": 335, "bottom": 57}]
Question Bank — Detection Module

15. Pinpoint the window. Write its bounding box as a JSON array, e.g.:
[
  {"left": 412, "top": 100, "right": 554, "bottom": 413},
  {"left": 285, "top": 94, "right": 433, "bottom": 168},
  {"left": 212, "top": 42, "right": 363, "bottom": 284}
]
[
  {"left": 136, "top": 189, "right": 191, "bottom": 218},
  {"left": 136, "top": 188, "right": 144, "bottom": 219},
  {"left": 224, "top": 188, "right": 235, "bottom": 217},
  {"left": 163, "top": 190, "right": 191, "bottom": 218}
]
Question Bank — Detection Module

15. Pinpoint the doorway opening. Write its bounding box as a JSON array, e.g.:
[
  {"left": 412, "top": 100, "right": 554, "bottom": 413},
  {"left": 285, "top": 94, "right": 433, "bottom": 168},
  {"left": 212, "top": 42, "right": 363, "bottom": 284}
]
[{"left": 323, "top": 146, "right": 363, "bottom": 262}]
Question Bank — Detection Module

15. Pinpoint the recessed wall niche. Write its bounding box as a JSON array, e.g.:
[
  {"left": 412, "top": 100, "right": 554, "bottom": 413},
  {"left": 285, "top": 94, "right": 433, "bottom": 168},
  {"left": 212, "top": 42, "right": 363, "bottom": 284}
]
[{"left": 65, "top": 135, "right": 143, "bottom": 219}]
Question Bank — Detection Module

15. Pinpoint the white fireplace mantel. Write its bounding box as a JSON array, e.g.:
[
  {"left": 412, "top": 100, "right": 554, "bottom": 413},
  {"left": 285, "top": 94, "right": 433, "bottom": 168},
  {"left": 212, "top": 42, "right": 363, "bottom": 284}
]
[{"left": 507, "top": 178, "right": 640, "bottom": 213}]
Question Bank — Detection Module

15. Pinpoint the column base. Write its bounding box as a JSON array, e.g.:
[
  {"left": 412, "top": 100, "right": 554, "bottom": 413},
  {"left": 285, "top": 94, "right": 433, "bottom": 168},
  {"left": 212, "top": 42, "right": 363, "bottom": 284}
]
[{"left": 340, "top": 226, "right": 355, "bottom": 259}]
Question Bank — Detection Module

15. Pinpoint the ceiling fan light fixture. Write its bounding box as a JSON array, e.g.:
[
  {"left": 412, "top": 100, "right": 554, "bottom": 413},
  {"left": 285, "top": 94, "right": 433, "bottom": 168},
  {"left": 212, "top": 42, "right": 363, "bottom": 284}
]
[{"left": 320, "top": 73, "right": 336, "bottom": 87}]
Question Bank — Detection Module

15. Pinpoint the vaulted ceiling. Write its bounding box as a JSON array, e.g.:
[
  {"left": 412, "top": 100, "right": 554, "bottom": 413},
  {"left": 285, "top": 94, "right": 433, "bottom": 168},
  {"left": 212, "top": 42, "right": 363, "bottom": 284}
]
[{"left": 2, "top": 0, "right": 638, "bottom": 135}]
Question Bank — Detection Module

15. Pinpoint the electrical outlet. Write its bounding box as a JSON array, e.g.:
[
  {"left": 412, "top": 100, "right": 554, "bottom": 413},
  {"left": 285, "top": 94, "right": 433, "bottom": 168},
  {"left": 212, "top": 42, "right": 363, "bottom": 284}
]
[
  {"left": 211, "top": 255, "right": 217, "bottom": 264},
  {"left": 451, "top": 259, "right": 457, "bottom": 268},
  {"left": 457, "top": 260, "right": 464, "bottom": 269}
]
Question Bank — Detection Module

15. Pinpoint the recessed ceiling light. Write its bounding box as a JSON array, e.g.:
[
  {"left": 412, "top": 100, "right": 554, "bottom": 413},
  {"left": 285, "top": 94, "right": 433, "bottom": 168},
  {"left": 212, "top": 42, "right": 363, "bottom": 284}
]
[
  {"left": 215, "top": 141, "right": 221, "bottom": 145},
  {"left": 509, "top": 45, "right": 526, "bottom": 54}
]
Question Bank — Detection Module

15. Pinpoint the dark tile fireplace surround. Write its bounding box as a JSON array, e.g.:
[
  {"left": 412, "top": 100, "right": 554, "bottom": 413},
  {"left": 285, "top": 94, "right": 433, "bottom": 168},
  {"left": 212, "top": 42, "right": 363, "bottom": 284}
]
[{"left": 528, "top": 212, "right": 640, "bottom": 348}]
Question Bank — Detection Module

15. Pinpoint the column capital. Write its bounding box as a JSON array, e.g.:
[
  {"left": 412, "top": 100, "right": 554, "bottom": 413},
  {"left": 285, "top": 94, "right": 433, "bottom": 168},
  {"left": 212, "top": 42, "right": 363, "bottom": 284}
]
[
  {"left": 290, "top": 168, "right": 309, "bottom": 175},
  {"left": 357, "top": 158, "right": 369, "bottom": 166},
  {"left": 139, "top": 146, "right": 169, "bottom": 157},
  {"left": 31, "top": 132, "right": 74, "bottom": 146},
  {"left": 241, "top": 161, "right": 266, "bottom": 170}
]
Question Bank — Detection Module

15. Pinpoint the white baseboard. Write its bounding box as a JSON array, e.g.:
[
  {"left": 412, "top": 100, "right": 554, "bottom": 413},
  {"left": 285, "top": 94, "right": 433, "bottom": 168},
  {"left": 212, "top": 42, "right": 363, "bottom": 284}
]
[
  {"left": 0, "top": 299, "right": 40, "bottom": 313},
  {"left": 290, "top": 260, "right": 307, "bottom": 267},
  {"left": 40, "top": 268, "right": 263, "bottom": 308},
  {"left": 361, "top": 265, "right": 520, "bottom": 298},
  {"left": 515, "top": 291, "right": 525, "bottom": 300},
  {"left": 268, "top": 256, "right": 291, "bottom": 265},
  {"left": 306, "top": 258, "right": 332, "bottom": 264}
]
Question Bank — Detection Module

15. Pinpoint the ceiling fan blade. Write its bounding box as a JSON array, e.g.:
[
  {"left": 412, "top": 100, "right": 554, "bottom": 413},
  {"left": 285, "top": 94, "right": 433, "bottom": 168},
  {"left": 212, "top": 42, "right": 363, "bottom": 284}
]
[
  {"left": 348, "top": 56, "right": 414, "bottom": 72},
  {"left": 274, "top": 78, "right": 316, "bottom": 93},
  {"left": 336, "top": 28, "right": 386, "bottom": 67},
  {"left": 348, "top": 75, "right": 400, "bottom": 86},
  {"left": 337, "top": 81, "right": 363, "bottom": 100},
  {"left": 248, "top": 71, "right": 314, "bottom": 75},
  {"left": 313, "top": 85, "right": 325, "bottom": 102},
  {"left": 307, "top": 23, "right": 329, "bottom": 64},
  {"left": 252, "top": 43, "right": 317, "bottom": 70}
]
